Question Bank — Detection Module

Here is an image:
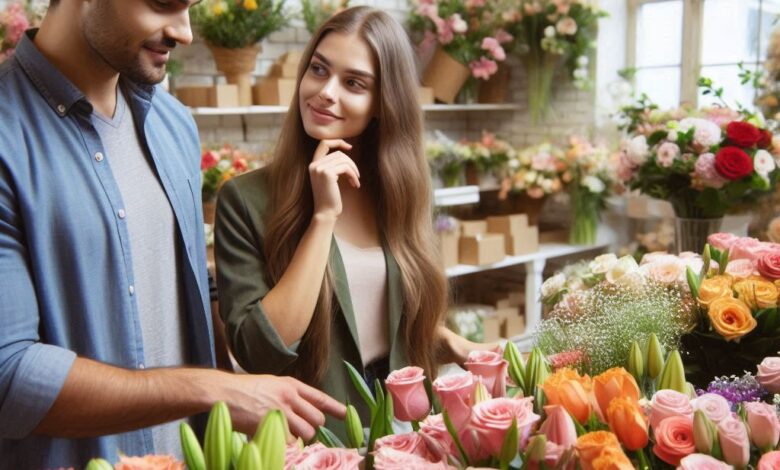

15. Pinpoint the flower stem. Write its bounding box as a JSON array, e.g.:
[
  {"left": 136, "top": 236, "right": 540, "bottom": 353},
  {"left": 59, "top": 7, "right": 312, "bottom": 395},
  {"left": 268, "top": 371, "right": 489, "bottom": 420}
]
[{"left": 635, "top": 448, "right": 650, "bottom": 470}]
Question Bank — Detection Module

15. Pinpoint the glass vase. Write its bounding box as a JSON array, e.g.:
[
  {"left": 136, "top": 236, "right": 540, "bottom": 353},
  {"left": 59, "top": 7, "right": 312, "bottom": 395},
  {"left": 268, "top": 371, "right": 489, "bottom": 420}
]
[
  {"left": 569, "top": 188, "right": 600, "bottom": 245},
  {"left": 674, "top": 217, "right": 723, "bottom": 253}
]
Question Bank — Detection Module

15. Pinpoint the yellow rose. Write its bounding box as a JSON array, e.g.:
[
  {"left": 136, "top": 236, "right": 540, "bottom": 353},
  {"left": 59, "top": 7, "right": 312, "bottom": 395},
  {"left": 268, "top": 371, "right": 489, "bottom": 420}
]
[
  {"left": 698, "top": 275, "right": 733, "bottom": 307},
  {"left": 707, "top": 297, "right": 757, "bottom": 341},
  {"left": 243, "top": 0, "right": 258, "bottom": 10},
  {"left": 733, "top": 277, "right": 778, "bottom": 309}
]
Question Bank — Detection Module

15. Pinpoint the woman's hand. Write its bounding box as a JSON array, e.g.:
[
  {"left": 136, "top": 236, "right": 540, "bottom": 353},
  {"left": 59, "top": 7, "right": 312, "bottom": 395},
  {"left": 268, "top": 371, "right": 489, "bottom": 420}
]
[
  {"left": 437, "top": 325, "right": 502, "bottom": 367},
  {"left": 309, "top": 139, "right": 360, "bottom": 220}
]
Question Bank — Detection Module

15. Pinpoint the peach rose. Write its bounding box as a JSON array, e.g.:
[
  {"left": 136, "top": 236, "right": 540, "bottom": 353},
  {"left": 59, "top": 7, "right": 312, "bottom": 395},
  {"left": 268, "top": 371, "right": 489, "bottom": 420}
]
[
  {"left": 590, "top": 446, "right": 635, "bottom": 470},
  {"left": 757, "top": 356, "right": 780, "bottom": 393},
  {"left": 542, "top": 368, "right": 593, "bottom": 424},
  {"left": 640, "top": 258, "right": 686, "bottom": 285},
  {"left": 697, "top": 275, "right": 734, "bottom": 308},
  {"left": 733, "top": 277, "right": 778, "bottom": 309},
  {"left": 575, "top": 431, "right": 621, "bottom": 470},
  {"left": 433, "top": 372, "right": 475, "bottom": 428},
  {"left": 653, "top": 416, "right": 696, "bottom": 466},
  {"left": 465, "top": 350, "right": 508, "bottom": 398},
  {"left": 470, "top": 397, "right": 540, "bottom": 457},
  {"left": 758, "top": 450, "right": 780, "bottom": 470},
  {"left": 373, "top": 448, "right": 453, "bottom": 470},
  {"left": 650, "top": 389, "right": 693, "bottom": 431},
  {"left": 724, "top": 258, "right": 758, "bottom": 279},
  {"left": 707, "top": 233, "right": 740, "bottom": 251},
  {"left": 691, "top": 393, "right": 731, "bottom": 424},
  {"left": 606, "top": 397, "right": 648, "bottom": 451},
  {"left": 676, "top": 453, "right": 733, "bottom": 469},
  {"left": 375, "top": 432, "right": 431, "bottom": 459},
  {"left": 115, "top": 455, "right": 184, "bottom": 470},
  {"left": 385, "top": 366, "right": 431, "bottom": 422},
  {"left": 707, "top": 297, "right": 757, "bottom": 341},
  {"left": 593, "top": 368, "right": 641, "bottom": 419},
  {"left": 289, "top": 445, "right": 363, "bottom": 470},
  {"left": 718, "top": 417, "right": 750, "bottom": 468},
  {"left": 745, "top": 401, "right": 780, "bottom": 450}
]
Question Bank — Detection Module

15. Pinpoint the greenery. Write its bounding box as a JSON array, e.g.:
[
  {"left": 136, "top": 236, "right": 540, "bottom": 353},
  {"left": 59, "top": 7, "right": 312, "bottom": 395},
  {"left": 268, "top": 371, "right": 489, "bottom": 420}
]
[
  {"left": 301, "top": 0, "right": 349, "bottom": 34},
  {"left": 191, "top": 0, "right": 290, "bottom": 49}
]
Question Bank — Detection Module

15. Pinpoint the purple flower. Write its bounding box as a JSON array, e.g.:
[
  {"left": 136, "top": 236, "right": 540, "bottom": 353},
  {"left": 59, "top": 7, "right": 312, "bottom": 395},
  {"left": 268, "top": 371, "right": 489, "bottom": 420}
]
[{"left": 699, "top": 373, "right": 767, "bottom": 410}]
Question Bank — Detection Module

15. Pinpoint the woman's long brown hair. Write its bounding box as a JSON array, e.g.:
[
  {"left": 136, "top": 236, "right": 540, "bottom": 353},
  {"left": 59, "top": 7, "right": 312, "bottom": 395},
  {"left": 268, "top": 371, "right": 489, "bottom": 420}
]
[{"left": 262, "top": 6, "right": 448, "bottom": 384}]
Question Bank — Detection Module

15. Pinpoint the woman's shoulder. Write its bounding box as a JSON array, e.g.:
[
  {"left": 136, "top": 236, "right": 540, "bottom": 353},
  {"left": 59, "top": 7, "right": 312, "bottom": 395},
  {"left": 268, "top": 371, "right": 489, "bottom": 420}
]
[{"left": 217, "top": 166, "right": 272, "bottom": 216}]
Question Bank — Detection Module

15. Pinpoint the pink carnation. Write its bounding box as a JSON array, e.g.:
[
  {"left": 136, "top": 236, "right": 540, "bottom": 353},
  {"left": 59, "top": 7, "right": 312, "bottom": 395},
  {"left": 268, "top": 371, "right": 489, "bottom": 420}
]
[
  {"left": 656, "top": 142, "right": 680, "bottom": 168},
  {"left": 469, "top": 57, "right": 498, "bottom": 80},
  {"left": 481, "top": 37, "right": 506, "bottom": 61}
]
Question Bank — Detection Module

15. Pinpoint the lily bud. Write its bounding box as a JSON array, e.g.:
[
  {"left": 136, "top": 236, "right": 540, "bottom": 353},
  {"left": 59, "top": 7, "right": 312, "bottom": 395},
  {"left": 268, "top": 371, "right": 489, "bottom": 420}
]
[
  {"left": 525, "top": 434, "right": 547, "bottom": 463},
  {"left": 236, "top": 442, "right": 262, "bottom": 470},
  {"left": 345, "top": 404, "right": 364, "bottom": 449},
  {"left": 503, "top": 340, "right": 526, "bottom": 390},
  {"left": 645, "top": 333, "right": 665, "bottom": 380},
  {"left": 254, "top": 410, "right": 287, "bottom": 470},
  {"left": 693, "top": 410, "right": 718, "bottom": 455},
  {"left": 84, "top": 459, "right": 113, "bottom": 470},
  {"left": 658, "top": 350, "right": 686, "bottom": 393},
  {"left": 473, "top": 378, "right": 492, "bottom": 404},
  {"left": 628, "top": 340, "right": 644, "bottom": 384}
]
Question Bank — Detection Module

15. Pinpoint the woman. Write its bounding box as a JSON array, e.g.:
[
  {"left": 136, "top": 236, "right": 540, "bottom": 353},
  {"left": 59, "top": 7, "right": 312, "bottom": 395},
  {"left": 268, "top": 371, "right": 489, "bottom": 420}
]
[{"left": 214, "top": 6, "right": 487, "bottom": 435}]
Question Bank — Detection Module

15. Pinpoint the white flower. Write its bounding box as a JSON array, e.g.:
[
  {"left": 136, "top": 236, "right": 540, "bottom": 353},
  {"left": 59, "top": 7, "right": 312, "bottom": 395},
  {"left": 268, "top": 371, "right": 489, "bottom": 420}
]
[
  {"left": 605, "top": 255, "right": 640, "bottom": 284},
  {"left": 451, "top": 13, "right": 467, "bottom": 33},
  {"left": 541, "top": 179, "right": 553, "bottom": 192},
  {"left": 667, "top": 130, "right": 678, "bottom": 142},
  {"left": 754, "top": 149, "right": 776, "bottom": 176},
  {"left": 583, "top": 175, "right": 605, "bottom": 193},
  {"left": 544, "top": 25, "right": 556, "bottom": 38},
  {"left": 217, "top": 159, "right": 232, "bottom": 170},
  {"left": 525, "top": 171, "right": 538, "bottom": 183},
  {"left": 573, "top": 68, "right": 588, "bottom": 79},
  {"left": 678, "top": 118, "right": 721, "bottom": 148},
  {"left": 541, "top": 273, "right": 567, "bottom": 298},
  {"left": 577, "top": 55, "right": 589, "bottom": 67},
  {"left": 639, "top": 259, "right": 685, "bottom": 285},
  {"left": 508, "top": 159, "right": 519, "bottom": 169},
  {"left": 625, "top": 135, "right": 649, "bottom": 165},
  {"left": 589, "top": 253, "right": 618, "bottom": 274}
]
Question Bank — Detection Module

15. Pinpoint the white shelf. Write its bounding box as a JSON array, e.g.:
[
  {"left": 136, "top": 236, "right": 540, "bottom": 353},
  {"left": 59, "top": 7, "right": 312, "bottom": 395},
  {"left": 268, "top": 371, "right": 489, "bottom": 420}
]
[
  {"left": 434, "top": 185, "right": 480, "bottom": 207},
  {"left": 189, "top": 103, "right": 520, "bottom": 116},
  {"left": 446, "top": 241, "right": 611, "bottom": 278}
]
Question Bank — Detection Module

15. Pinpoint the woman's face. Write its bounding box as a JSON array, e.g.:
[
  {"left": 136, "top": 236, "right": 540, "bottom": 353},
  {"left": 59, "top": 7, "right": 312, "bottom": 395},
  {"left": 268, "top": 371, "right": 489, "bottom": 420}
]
[{"left": 299, "top": 32, "right": 378, "bottom": 141}]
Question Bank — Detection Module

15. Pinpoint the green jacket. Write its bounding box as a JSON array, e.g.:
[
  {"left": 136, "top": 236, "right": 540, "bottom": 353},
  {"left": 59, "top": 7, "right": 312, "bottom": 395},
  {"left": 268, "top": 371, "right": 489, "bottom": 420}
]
[{"left": 214, "top": 169, "right": 408, "bottom": 438}]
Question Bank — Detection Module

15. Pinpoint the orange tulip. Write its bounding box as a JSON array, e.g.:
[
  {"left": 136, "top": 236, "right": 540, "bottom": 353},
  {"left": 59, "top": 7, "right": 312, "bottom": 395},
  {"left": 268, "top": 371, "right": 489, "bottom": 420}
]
[
  {"left": 591, "top": 445, "right": 635, "bottom": 470},
  {"left": 606, "top": 397, "right": 649, "bottom": 451},
  {"left": 542, "top": 368, "right": 593, "bottom": 424},
  {"left": 576, "top": 431, "right": 621, "bottom": 470},
  {"left": 593, "top": 368, "right": 640, "bottom": 418}
]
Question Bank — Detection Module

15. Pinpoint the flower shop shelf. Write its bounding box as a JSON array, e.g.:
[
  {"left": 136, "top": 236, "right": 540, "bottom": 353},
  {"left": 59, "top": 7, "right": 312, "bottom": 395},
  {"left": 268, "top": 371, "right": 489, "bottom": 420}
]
[
  {"left": 188, "top": 103, "right": 520, "bottom": 116},
  {"left": 434, "top": 185, "right": 480, "bottom": 207}
]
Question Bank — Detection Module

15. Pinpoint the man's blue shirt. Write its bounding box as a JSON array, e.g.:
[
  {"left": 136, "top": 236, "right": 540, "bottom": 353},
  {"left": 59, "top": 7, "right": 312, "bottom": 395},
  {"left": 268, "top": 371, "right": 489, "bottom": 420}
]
[{"left": 0, "top": 31, "right": 214, "bottom": 468}]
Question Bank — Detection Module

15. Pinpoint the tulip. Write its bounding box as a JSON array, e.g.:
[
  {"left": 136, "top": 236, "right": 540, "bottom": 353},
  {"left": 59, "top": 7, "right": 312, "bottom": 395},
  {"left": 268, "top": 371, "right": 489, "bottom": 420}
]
[
  {"left": 593, "top": 368, "right": 641, "bottom": 419},
  {"left": 645, "top": 333, "right": 665, "bottom": 380},
  {"left": 606, "top": 397, "right": 649, "bottom": 451},
  {"left": 542, "top": 368, "right": 593, "bottom": 424},
  {"left": 345, "top": 404, "right": 364, "bottom": 449},
  {"left": 658, "top": 350, "right": 686, "bottom": 393},
  {"left": 255, "top": 410, "right": 286, "bottom": 470},
  {"left": 628, "top": 341, "right": 644, "bottom": 384},
  {"left": 692, "top": 410, "right": 719, "bottom": 457},
  {"left": 539, "top": 405, "right": 577, "bottom": 449}
]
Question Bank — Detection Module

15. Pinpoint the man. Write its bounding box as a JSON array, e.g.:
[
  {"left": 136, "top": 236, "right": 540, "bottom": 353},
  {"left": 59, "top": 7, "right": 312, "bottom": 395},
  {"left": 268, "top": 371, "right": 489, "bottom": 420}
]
[{"left": 0, "top": 0, "right": 344, "bottom": 467}]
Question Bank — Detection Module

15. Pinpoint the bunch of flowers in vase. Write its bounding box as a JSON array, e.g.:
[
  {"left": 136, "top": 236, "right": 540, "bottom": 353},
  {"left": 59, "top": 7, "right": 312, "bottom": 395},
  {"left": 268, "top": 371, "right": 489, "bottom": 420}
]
[
  {"left": 0, "top": 1, "right": 41, "bottom": 63},
  {"left": 300, "top": 0, "right": 349, "bottom": 34},
  {"left": 461, "top": 131, "right": 514, "bottom": 188},
  {"left": 562, "top": 135, "right": 615, "bottom": 245},
  {"left": 201, "top": 144, "right": 261, "bottom": 225},
  {"left": 191, "top": 0, "right": 290, "bottom": 105},
  {"left": 502, "top": 0, "right": 605, "bottom": 122},
  {"left": 408, "top": 0, "right": 513, "bottom": 103},
  {"left": 501, "top": 142, "right": 566, "bottom": 225},
  {"left": 426, "top": 132, "right": 472, "bottom": 187}
]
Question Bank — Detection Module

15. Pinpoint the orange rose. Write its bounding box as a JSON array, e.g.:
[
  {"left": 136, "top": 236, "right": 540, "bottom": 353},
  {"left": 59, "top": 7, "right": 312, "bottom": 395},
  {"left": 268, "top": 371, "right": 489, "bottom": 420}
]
[
  {"left": 593, "top": 368, "right": 641, "bottom": 418},
  {"left": 576, "top": 431, "right": 621, "bottom": 470},
  {"left": 733, "top": 277, "right": 778, "bottom": 309},
  {"left": 698, "top": 275, "right": 733, "bottom": 307},
  {"left": 542, "top": 368, "right": 593, "bottom": 424},
  {"left": 707, "top": 297, "right": 757, "bottom": 341},
  {"left": 606, "top": 397, "right": 649, "bottom": 451},
  {"left": 591, "top": 445, "right": 635, "bottom": 470}
]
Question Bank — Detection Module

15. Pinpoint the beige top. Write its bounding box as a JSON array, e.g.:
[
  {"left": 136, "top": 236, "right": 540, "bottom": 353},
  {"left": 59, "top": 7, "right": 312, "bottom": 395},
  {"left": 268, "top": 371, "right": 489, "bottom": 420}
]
[{"left": 335, "top": 236, "right": 390, "bottom": 366}]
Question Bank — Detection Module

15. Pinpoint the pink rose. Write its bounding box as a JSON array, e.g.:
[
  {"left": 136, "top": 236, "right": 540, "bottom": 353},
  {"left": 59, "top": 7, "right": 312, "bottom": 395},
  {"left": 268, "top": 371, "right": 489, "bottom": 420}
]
[
  {"left": 385, "top": 366, "right": 431, "bottom": 422},
  {"left": 757, "top": 357, "right": 780, "bottom": 393},
  {"left": 691, "top": 393, "right": 732, "bottom": 424},
  {"left": 758, "top": 450, "right": 780, "bottom": 470},
  {"left": 650, "top": 390, "right": 693, "bottom": 431},
  {"left": 729, "top": 237, "right": 767, "bottom": 262},
  {"left": 539, "top": 405, "right": 577, "bottom": 449},
  {"left": 465, "top": 350, "right": 508, "bottom": 398},
  {"left": 757, "top": 250, "right": 780, "bottom": 280},
  {"left": 718, "top": 417, "right": 750, "bottom": 468},
  {"left": 419, "top": 414, "right": 455, "bottom": 462},
  {"left": 676, "top": 453, "right": 733, "bottom": 470},
  {"left": 745, "top": 402, "right": 780, "bottom": 450},
  {"left": 433, "top": 372, "right": 475, "bottom": 428},
  {"left": 114, "top": 455, "right": 184, "bottom": 470},
  {"left": 640, "top": 259, "right": 686, "bottom": 285},
  {"left": 373, "top": 448, "right": 454, "bottom": 470},
  {"left": 289, "top": 446, "right": 363, "bottom": 470},
  {"left": 708, "top": 233, "right": 740, "bottom": 252},
  {"left": 374, "top": 432, "right": 431, "bottom": 459},
  {"left": 653, "top": 416, "right": 696, "bottom": 466},
  {"left": 470, "top": 397, "right": 541, "bottom": 457},
  {"left": 724, "top": 258, "right": 757, "bottom": 279}
]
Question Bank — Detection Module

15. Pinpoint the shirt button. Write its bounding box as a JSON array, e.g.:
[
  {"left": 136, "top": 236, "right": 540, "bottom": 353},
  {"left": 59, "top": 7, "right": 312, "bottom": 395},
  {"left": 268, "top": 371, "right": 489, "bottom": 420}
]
[
  {"left": 128, "top": 285, "right": 135, "bottom": 295},
  {"left": 95, "top": 152, "right": 104, "bottom": 162},
  {"left": 118, "top": 209, "right": 126, "bottom": 219},
  {"left": 139, "top": 363, "right": 145, "bottom": 369},
  {"left": 56, "top": 104, "right": 66, "bottom": 114}
]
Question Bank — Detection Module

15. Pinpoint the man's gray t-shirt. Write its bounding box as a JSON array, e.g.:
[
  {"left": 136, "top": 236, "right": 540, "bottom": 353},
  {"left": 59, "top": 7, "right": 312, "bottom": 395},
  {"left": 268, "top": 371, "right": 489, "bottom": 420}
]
[{"left": 92, "top": 89, "right": 188, "bottom": 457}]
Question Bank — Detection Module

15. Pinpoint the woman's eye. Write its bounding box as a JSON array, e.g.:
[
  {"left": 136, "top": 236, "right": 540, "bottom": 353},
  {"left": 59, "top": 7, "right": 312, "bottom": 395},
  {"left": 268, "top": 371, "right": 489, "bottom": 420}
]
[
  {"left": 347, "top": 79, "right": 366, "bottom": 90},
  {"left": 309, "top": 63, "right": 326, "bottom": 76}
]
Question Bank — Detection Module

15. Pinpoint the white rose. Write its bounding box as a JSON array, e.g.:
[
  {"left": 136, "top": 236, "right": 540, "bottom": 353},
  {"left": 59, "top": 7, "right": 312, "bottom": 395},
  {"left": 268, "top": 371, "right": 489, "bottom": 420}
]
[
  {"left": 625, "top": 135, "right": 649, "bottom": 165},
  {"left": 583, "top": 175, "right": 605, "bottom": 193},
  {"left": 754, "top": 149, "right": 776, "bottom": 176},
  {"left": 639, "top": 259, "right": 685, "bottom": 285},
  {"left": 541, "top": 273, "right": 567, "bottom": 298},
  {"left": 605, "top": 255, "right": 640, "bottom": 284},
  {"left": 589, "top": 253, "right": 618, "bottom": 274},
  {"left": 544, "top": 26, "right": 556, "bottom": 38},
  {"left": 679, "top": 118, "right": 721, "bottom": 148}
]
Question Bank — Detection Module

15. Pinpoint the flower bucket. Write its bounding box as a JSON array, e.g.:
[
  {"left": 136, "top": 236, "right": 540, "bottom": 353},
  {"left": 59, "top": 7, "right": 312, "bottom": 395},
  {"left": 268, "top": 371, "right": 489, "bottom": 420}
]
[
  {"left": 203, "top": 199, "right": 217, "bottom": 225},
  {"left": 209, "top": 44, "right": 261, "bottom": 106},
  {"left": 478, "top": 63, "right": 510, "bottom": 104},
  {"left": 422, "top": 47, "right": 470, "bottom": 104}
]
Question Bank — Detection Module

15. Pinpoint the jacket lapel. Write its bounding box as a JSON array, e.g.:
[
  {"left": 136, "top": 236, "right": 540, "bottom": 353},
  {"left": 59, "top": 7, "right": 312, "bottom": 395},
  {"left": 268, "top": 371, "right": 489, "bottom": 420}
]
[{"left": 330, "top": 238, "right": 362, "bottom": 357}]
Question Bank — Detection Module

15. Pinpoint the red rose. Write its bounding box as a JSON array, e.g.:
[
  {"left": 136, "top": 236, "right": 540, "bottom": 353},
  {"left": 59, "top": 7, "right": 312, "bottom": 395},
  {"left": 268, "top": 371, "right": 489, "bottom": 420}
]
[
  {"left": 726, "top": 121, "right": 762, "bottom": 147},
  {"left": 758, "top": 129, "right": 773, "bottom": 149},
  {"left": 201, "top": 151, "right": 219, "bottom": 170},
  {"left": 714, "top": 147, "right": 754, "bottom": 180},
  {"left": 757, "top": 251, "right": 780, "bottom": 280}
]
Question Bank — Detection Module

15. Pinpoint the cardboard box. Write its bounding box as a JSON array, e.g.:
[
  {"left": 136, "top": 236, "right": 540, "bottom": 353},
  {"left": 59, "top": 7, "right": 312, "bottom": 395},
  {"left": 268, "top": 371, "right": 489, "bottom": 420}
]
[
  {"left": 417, "top": 86, "right": 434, "bottom": 105},
  {"left": 253, "top": 78, "right": 297, "bottom": 106},
  {"left": 209, "top": 84, "right": 240, "bottom": 108},
  {"left": 505, "top": 226, "right": 539, "bottom": 256},
  {"left": 504, "top": 312, "right": 526, "bottom": 337},
  {"left": 507, "top": 292, "right": 525, "bottom": 307},
  {"left": 438, "top": 231, "right": 460, "bottom": 268},
  {"left": 267, "top": 62, "right": 300, "bottom": 79},
  {"left": 487, "top": 214, "right": 530, "bottom": 237},
  {"left": 482, "top": 314, "right": 504, "bottom": 343},
  {"left": 459, "top": 234, "right": 505, "bottom": 265},
  {"left": 176, "top": 86, "right": 211, "bottom": 107},
  {"left": 460, "top": 220, "right": 488, "bottom": 237}
]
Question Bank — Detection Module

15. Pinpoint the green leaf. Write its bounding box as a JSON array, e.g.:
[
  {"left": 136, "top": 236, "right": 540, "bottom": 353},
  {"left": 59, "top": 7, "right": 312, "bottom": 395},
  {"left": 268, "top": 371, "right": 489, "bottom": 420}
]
[
  {"left": 719, "top": 249, "right": 730, "bottom": 275},
  {"left": 424, "top": 377, "right": 442, "bottom": 414},
  {"left": 442, "top": 409, "right": 471, "bottom": 467},
  {"left": 499, "top": 418, "right": 519, "bottom": 470},
  {"left": 384, "top": 390, "right": 395, "bottom": 436},
  {"left": 343, "top": 360, "right": 377, "bottom": 414},
  {"left": 315, "top": 426, "right": 346, "bottom": 448}
]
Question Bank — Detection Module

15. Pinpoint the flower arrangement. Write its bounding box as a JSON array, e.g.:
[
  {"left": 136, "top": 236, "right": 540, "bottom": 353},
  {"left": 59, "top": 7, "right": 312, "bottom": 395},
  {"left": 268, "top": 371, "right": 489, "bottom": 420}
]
[
  {"left": 201, "top": 144, "right": 258, "bottom": 202},
  {"left": 191, "top": 0, "right": 289, "bottom": 49},
  {"left": 426, "top": 137, "right": 465, "bottom": 188},
  {"left": 503, "top": 0, "right": 606, "bottom": 122},
  {"left": 300, "top": 0, "right": 349, "bottom": 34},
  {"left": 462, "top": 131, "right": 514, "bottom": 186},
  {"left": 504, "top": 142, "right": 567, "bottom": 199},
  {"left": 0, "top": 1, "right": 39, "bottom": 63},
  {"left": 408, "top": 0, "right": 513, "bottom": 81}
]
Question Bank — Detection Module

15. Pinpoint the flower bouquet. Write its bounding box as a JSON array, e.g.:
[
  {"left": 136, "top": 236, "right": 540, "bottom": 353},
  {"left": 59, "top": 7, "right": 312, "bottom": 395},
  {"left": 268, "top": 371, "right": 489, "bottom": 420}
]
[
  {"left": 462, "top": 132, "right": 515, "bottom": 188},
  {"left": 408, "top": 0, "right": 513, "bottom": 103},
  {"left": 503, "top": 0, "right": 605, "bottom": 122},
  {"left": 300, "top": 0, "right": 349, "bottom": 34},
  {"left": 426, "top": 133, "right": 472, "bottom": 187},
  {"left": 501, "top": 142, "right": 566, "bottom": 225}
]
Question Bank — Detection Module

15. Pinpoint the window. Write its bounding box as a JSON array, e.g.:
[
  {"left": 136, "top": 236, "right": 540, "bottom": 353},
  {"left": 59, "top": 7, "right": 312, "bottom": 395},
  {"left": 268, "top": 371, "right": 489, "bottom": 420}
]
[{"left": 629, "top": 0, "right": 780, "bottom": 109}]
